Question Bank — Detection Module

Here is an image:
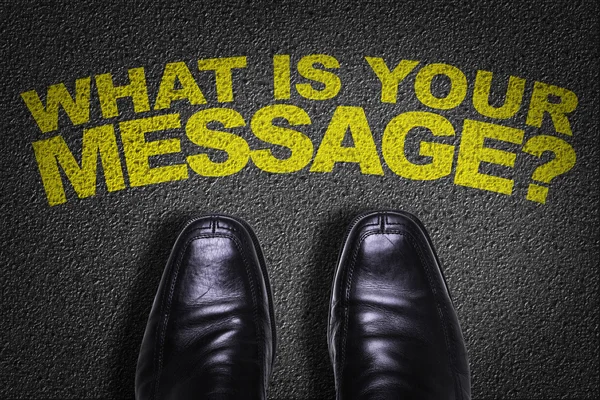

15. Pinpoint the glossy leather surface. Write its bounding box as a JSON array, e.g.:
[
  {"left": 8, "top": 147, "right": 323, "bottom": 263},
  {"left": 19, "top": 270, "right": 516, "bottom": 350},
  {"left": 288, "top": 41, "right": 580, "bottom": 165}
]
[
  {"left": 135, "top": 215, "right": 275, "bottom": 400},
  {"left": 328, "top": 211, "right": 471, "bottom": 400}
]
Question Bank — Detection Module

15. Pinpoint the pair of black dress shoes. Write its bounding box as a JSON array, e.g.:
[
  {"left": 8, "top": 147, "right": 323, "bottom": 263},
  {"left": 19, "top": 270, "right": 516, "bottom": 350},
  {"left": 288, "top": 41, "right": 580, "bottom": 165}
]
[{"left": 135, "top": 210, "right": 471, "bottom": 399}]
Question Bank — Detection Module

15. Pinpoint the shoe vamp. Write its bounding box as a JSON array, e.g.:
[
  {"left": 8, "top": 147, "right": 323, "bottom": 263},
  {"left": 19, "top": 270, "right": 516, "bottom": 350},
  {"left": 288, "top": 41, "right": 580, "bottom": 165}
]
[{"left": 343, "top": 232, "right": 455, "bottom": 398}]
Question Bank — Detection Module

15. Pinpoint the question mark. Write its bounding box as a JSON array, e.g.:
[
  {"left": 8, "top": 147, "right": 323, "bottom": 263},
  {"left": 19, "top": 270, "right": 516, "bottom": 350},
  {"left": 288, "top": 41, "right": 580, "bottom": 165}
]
[{"left": 522, "top": 135, "right": 576, "bottom": 204}]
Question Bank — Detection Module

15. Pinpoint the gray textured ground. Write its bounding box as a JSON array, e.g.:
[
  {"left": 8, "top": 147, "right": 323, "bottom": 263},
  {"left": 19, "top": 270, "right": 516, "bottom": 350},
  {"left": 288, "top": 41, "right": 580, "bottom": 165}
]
[{"left": 1, "top": 1, "right": 598, "bottom": 399}]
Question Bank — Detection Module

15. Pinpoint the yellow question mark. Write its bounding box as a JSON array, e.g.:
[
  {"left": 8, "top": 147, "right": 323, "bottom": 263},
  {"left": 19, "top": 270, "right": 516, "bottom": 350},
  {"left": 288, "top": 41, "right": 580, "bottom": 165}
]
[{"left": 522, "top": 135, "right": 576, "bottom": 204}]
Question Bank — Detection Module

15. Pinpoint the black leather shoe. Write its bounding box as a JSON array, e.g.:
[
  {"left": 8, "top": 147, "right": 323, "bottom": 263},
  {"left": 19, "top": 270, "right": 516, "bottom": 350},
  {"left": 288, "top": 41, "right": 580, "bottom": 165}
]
[
  {"left": 328, "top": 210, "right": 471, "bottom": 400},
  {"left": 135, "top": 215, "right": 276, "bottom": 400}
]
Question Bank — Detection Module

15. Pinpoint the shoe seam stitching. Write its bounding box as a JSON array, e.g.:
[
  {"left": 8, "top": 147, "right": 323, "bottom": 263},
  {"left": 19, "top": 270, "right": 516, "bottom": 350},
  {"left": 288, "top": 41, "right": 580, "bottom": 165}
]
[{"left": 401, "top": 229, "right": 462, "bottom": 400}]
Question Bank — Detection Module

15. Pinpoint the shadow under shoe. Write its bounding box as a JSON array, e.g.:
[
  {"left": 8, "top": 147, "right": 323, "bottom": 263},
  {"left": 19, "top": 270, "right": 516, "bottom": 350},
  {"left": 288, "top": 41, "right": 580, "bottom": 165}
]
[
  {"left": 135, "top": 215, "right": 276, "bottom": 400},
  {"left": 328, "top": 210, "right": 471, "bottom": 400}
]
